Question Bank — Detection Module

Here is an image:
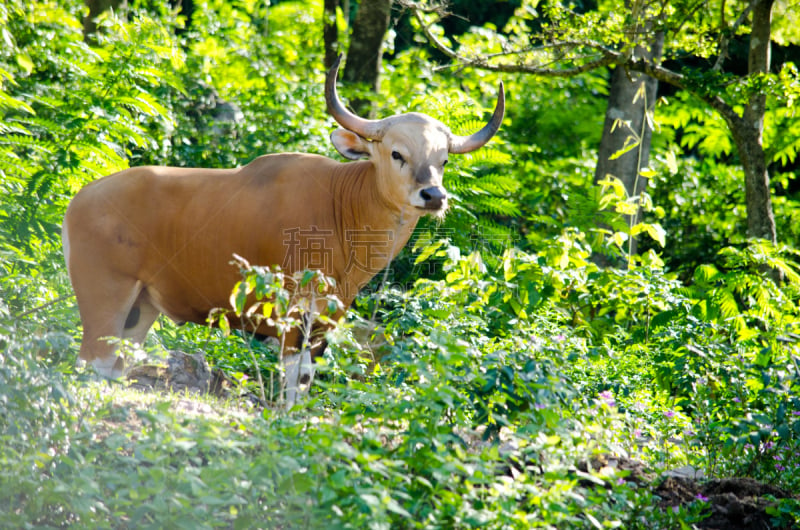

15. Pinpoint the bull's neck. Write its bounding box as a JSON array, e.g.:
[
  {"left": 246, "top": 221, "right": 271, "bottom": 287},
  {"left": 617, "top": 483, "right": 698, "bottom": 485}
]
[{"left": 330, "top": 161, "right": 420, "bottom": 299}]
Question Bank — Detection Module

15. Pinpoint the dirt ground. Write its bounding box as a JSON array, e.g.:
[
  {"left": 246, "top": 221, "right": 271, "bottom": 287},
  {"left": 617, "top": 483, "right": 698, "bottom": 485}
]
[
  {"left": 579, "top": 455, "right": 797, "bottom": 528},
  {"left": 654, "top": 475, "right": 798, "bottom": 529}
]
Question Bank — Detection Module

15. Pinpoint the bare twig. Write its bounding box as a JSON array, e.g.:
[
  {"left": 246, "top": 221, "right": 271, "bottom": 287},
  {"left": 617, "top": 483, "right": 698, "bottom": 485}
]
[
  {"left": 626, "top": 59, "right": 740, "bottom": 126},
  {"left": 13, "top": 294, "right": 74, "bottom": 320},
  {"left": 409, "top": 4, "right": 619, "bottom": 77},
  {"left": 396, "top": 0, "right": 450, "bottom": 16}
]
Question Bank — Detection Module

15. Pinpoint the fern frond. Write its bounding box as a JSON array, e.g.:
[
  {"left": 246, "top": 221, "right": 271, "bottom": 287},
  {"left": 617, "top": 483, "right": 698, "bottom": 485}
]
[
  {"left": 461, "top": 147, "right": 511, "bottom": 166},
  {"left": 0, "top": 121, "right": 31, "bottom": 135},
  {"left": 71, "top": 139, "right": 126, "bottom": 163},
  {"left": 0, "top": 133, "right": 55, "bottom": 154},
  {"left": 475, "top": 173, "right": 520, "bottom": 194},
  {"left": 715, "top": 288, "right": 739, "bottom": 319},
  {"left": 451, "top": 118, "right": 491, "bottom": 137},
  {"left": 694, "top": 264, "right": 720, "bottom": 283},
  {"left": 13, "top": 116, "right": 65, "bottom": 135},
  {"left": 0, "top": 91, "right": 34, "bottom": 114},
  {"left": 465, "top": 194, "right": 521, "bottom": 217}
]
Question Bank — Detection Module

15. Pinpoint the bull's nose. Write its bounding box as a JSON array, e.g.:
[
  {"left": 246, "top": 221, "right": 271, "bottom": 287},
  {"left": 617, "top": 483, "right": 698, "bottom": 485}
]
[{"left": 420, "top": 186, "right": 447, "bottom": 210}]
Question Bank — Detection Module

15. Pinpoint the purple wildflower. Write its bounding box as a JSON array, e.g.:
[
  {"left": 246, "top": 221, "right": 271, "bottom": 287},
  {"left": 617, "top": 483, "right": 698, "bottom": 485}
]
[
  {"left": 664, "top": 410, "right": 675, "bottom": 418},
  {"left": 598, "top": 391, "right": 615, "bottom": 407},
  {"left": 696, "top": 493, "right": 709, "bottom": 502}
]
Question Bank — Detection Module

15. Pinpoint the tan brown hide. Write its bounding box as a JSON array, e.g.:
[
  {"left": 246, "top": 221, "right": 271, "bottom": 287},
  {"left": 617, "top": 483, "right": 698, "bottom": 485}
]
[
  {"left": 65, "top": 154, "right": 410, "bottom": 326},
  {"left": 63, "top": 54, "right": 504, "bottom": 385}
]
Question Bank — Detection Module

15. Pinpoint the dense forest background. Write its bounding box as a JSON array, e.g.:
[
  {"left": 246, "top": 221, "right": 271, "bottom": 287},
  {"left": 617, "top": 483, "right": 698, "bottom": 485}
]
[{"left": 2, "top": 0, "right": 800, "bottom": 527}]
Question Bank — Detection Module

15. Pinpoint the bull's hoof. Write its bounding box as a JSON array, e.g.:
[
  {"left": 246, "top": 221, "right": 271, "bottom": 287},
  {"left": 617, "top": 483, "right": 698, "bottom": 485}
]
[{"left": 89, "top": 356, "right": 124, "bottom": 379}]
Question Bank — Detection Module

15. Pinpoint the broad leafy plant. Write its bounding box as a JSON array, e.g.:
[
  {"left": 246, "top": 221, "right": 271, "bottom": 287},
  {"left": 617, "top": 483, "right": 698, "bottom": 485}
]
[{"left": 0, "top": 0, "right": 182, "bottom": 317}]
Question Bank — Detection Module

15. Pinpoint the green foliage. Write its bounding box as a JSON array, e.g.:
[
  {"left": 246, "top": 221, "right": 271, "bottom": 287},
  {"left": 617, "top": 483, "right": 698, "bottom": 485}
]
[
  {"left": 10, "top": 234, "right": 800, "bottom": 527},
  {"left": 650, "top": 75, "right": 800, "bottom": 268},
  {"left": 3, "top": 1, "right": 800, "bottom": 528},
  {"left": 223, "top": 258, "right": 343, "bottom": 402},
  {"left": 0, "top": 0, "right": 182, "bottom": 317}
]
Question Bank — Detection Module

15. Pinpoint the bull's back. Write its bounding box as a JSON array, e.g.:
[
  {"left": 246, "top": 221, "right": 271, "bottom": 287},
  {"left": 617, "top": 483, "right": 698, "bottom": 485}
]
[{"left": 64, "top": 154, "right": 349, "bottom": 323}]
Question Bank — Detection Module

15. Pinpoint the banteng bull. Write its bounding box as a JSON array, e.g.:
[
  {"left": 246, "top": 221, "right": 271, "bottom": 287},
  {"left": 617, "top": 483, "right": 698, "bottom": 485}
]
[{"left": 62, "top": 55, "right": 504, "bottom": 403}]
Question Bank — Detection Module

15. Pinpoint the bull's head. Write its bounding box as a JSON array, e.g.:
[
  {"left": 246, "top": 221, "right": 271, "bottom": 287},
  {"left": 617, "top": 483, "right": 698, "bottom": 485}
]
[{"left": 325, "top": 55, "right": 504, "bottom": 216}]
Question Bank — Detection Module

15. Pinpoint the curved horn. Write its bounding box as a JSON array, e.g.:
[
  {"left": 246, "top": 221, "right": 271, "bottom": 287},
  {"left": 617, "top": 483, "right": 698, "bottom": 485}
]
[
  {"left": 325, "top": 54, "right": 385, "bottom": 140},
  {"left": 448, "top": 82, "right": 505, "bottom": 154}
]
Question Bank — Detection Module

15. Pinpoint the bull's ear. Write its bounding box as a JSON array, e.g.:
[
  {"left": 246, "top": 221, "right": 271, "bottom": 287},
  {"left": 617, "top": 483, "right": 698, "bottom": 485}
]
[{"left": 331, "top": 129, "right": 370, "bottom": 160}]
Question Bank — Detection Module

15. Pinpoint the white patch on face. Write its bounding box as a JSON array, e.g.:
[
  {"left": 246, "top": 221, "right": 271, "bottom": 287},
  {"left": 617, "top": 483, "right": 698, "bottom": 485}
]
[
  {"left": 408, "top": 188, "right": 427, "bottom": 209},
  {"left": 380, "top": 115, "right": 451, "bottom": 211},
  {"left": 408, "top": 187, "right": 448, "bottom": 212}
]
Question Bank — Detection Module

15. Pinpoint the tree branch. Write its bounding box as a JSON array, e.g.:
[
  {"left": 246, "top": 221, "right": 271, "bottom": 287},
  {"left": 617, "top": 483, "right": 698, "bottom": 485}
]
[
  {"left": 626, "top": 59, "right": 741, "bottom": 126},
  {"left": 404, "top": 0, "right": 743, "bottom": 127},
  {"left": 407, "top": 3, "right": 619, "bottom": 77}
]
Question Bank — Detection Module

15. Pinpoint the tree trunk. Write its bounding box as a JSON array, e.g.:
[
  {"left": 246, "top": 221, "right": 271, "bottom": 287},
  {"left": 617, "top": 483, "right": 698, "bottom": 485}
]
[
  {"left": 594, "top": 28, "right": 664, "bottom": 260},
  {"left": 731, "top": 0, "right": 776, "bottom": 243},
  {"left": 731, "top": 121, "right": 776, "bottom": 243},
  {"left": 324, "top": 0, "right": 339, "bottom": 70},
  {"left": 342, "top": 0, "right": 392, "bottom": 116}
]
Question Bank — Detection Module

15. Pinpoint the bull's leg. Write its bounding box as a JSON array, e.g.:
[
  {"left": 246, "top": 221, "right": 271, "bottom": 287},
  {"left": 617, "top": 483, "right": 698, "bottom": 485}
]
[
  {"left": 283, "top": 351, "right": 301, "bottom": 408},
  {"left": 122, "top": 291, "right": 160, "bottom": 345},
  {"left": 282, "top": 347, "right": 316, "bottom": 408},
  {"left": 71, "top": 275, "right": 151, "bottom": 378},
  {"left": 281, "top": 317, "right": 326, "bottom": 408},
  {"left": 279, "top": 299, "right": 341, "bottom": 407}
]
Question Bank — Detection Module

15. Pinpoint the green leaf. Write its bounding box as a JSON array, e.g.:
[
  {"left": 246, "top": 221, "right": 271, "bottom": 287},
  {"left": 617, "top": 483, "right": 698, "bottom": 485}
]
[
  {"left": 300, "top": 269, "right": 316, "bottom": 287},
  {"left": 218, "top": 316, "right": 230, "bottom": 336},
  {"left": 608, "top": 136, "right": 640, "bottom": 160},
  {"left": 231, "top": 282, "right": 247, "bottom": 314},
  {"left": 615, "top": 201, "right": 639, "bottom": 216},
  {"left": 414, "top": 240, "right": 445, "bottom": 264},
  {"left": 384, "top": 497, "right": 412, "bottom": 518},
  {"left": 597, "top": 176, "right": 627, "bottom": 198},
  {"left": 644, "top": 223, "right": 666, "bottom": 247},
  {"left": 15, "top": 54, "right": 34, "bottom": 74}
]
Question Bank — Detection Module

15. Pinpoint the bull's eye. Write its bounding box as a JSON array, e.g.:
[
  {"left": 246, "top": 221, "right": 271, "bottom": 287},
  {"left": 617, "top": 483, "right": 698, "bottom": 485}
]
[
  {"left": 442, "top": 159, "right": 448, "bottom": 167},
  {"left": 391, "top": 151, "right": 404, "bottom": 163}
]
